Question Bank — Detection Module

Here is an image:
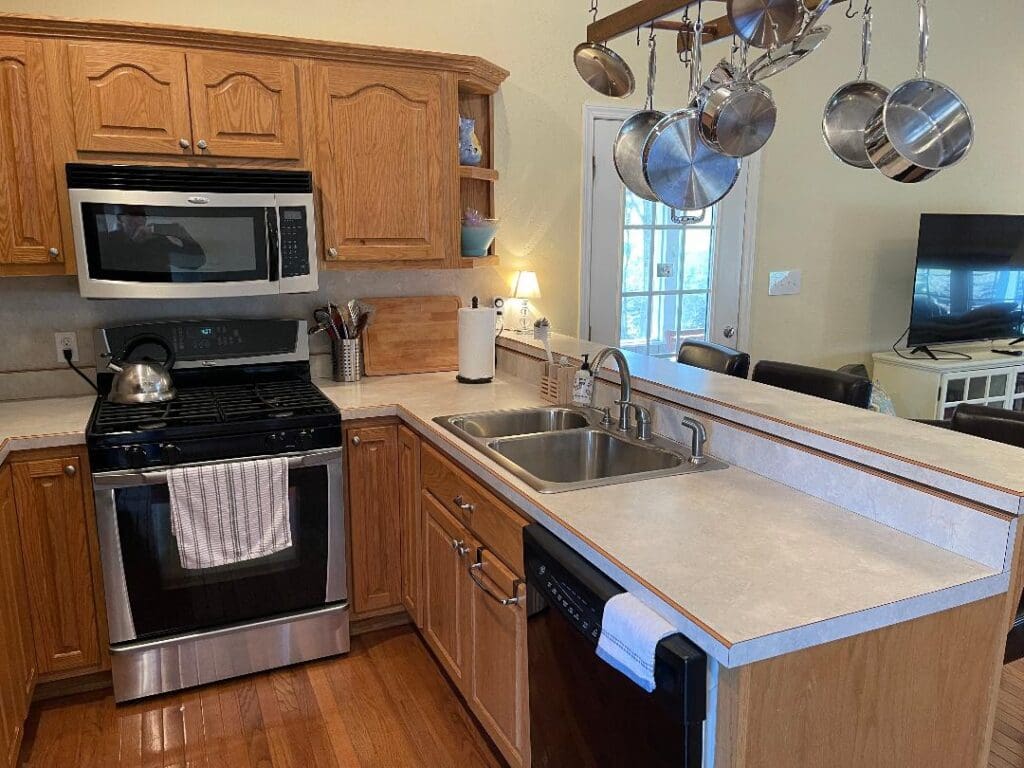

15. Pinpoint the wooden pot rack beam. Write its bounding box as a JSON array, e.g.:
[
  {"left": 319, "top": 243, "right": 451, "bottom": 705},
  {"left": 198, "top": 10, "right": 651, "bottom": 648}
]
[{"left": 587, "top": 0, "right": 831, "bottom": 48}]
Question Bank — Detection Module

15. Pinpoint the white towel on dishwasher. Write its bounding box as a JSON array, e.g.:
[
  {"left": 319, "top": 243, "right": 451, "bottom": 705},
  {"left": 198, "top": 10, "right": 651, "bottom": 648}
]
[
  {"left": 596, "top": 592, "right": 677, "bottom": 693},
  {"left": 167, "top": 457, "right": 291, "bottom": 570}
]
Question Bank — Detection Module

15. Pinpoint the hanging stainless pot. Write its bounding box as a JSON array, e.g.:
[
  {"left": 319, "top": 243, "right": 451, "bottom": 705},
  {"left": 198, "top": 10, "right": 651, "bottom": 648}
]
[
  {"left": 822, "top": 9, "right": 889, "bottom": 169},
  {"left": 727, "top": 0, "right": 804, "bottom": 50},
  {"left": 613, "top": 36, "right": 664, "bottom": 200},
  {"left": 107, "top": 334, "right": 176, "bottom": 405},
  {"left": 699, "top": 42, "right": 777, "bottom": 158},
  {"left": 643, "top": 21, "right": 741, "bottom": 210},
  {"left": 864, "top": 0, "right": 973, "bottom": 183},
  {"left": 745, "top": 25, "right": 831, "bottom": 82},
  {"left": 574, "top": 42, "right": 635, "bottom": 98}
]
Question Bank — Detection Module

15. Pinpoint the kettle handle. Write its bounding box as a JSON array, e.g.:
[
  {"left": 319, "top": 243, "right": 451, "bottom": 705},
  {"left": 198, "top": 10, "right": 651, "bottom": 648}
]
[{"left": 110, "top": 333, "right": 176, "bottom": 372}]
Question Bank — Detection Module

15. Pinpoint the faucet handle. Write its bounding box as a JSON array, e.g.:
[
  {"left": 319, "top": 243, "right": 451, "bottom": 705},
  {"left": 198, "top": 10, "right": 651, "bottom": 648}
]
[
  {"left": 613, "top": 399, "right": 633, "bottom": 432},
  {"left": 629, "top": 403, "right": 653, "bottom": 441},
  {"left": 597, "top": 406, "right": 613, "bottom": 426}
]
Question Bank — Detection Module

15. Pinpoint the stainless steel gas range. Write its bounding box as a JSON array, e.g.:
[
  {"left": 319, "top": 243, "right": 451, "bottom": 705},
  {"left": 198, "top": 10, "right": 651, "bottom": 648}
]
[{"left": 86, "top": 319, "right": 348, "bottom": 702}]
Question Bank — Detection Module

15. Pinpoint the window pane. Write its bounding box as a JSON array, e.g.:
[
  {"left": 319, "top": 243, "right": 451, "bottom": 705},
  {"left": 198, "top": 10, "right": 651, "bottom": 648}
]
[
  {"left": 648, "top": 294, "right": 679, "bottom": 357},
  {"left": 946, "top": 378, "right": 965, "bottom": 402},
  {"left": 624, "top": 192, "right": 653, "bottom": 227},
  {"left": 683, "top": 229, "right": 713, "bottom": 290},
  {"left": 652, "top": 228, "right": 684, "bottom": 292},
  {"left": 622, "top": 228, "right": 651, "bottom": 294},
  {"left": 968, "top": 378, "right": 987, "bottom": 400},
  {"left": 620, "top": 296, "right": 650, "bottom": 353},
  {"left": 680, "top": 293, "right": 709, "bottom": 336},
  {"left": 991, "top": 375, "right": 1008, "bottom": 398}
]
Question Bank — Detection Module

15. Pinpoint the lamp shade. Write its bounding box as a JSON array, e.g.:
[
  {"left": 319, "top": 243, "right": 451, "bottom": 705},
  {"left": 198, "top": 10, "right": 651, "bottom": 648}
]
[{"left": 513, "top": 270, "right": 541, "bottom": 300}]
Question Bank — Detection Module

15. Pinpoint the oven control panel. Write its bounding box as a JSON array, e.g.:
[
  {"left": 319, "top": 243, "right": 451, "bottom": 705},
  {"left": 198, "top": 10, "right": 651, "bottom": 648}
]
[{"left": 278, "top": 207, "right": 310, "bottom": 278}]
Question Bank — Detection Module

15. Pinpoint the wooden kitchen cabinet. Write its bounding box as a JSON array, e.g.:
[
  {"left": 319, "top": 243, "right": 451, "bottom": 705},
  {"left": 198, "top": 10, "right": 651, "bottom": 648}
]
[
  {"left": 0, "top": 37, "right": 64, "bottom": 272},
  {"left": 66, "top": 42, "right": 303, "bottom": 159},
  {"left": 398, "top": 425, "right": 423, "bottom": 627},
  {"left": 12, "top": 453, "right": 102, "bottom": 676},
  {"left": 345, "top": 423, "right": 404, "bottom": 616},
  {"left": 315, "top": 63, "right": 457, "bottom": 267},
  {"left": 466, "top": 548, "right": 530, "bottom": 768},
  {"left": 0, "top": 465, "right": 35, "bottom": 768}
]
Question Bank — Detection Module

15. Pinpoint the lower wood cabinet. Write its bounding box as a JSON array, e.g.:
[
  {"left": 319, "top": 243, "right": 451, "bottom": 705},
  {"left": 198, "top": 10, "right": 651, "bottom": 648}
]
[
  {"left": 12, "top": 451, "right": 103, "bottom": 676},
  {"left": 345, "top": 422, "right": 404, "bottom": 616},
  {"left": 398, "top": 425, "right": 423, "bottom": 627}
]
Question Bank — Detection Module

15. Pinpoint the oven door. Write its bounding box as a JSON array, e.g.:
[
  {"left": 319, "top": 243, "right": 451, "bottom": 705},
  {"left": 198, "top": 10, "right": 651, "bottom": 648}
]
[
  {"left": 70, "top": 189, "right": 280, "bottom": 299},
  {"left": 92, "top": 448, "right": 345, "bottom": 644}
]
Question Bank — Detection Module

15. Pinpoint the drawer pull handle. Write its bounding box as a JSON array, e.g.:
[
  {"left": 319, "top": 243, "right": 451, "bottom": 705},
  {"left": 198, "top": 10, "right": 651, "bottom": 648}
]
[
  {"left": 64, "top": 464, "right": 77, "bottom": 477},
  {"left": 468, "top": 562, "right": 520, "bottom": 606},
  {"left": 451, "top": 538, "right": 470, "bottom": 557},
  {"left": 453, "top": 495, "right": 475, "bottom": 513},
  {"left": 351, "top": 435, "right": 361, "bottom": 446}
]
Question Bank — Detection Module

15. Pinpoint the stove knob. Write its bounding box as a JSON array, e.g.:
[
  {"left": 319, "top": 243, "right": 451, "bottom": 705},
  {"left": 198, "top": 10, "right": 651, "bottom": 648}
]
[
  {"left": 297, "top": 429, "right": 313, "bottom": 449},
  {"left": 161, "top": 444, "right": 182, "bottom": 465},
  {"left": 124, "top": 445, "right": 148, "bottom": 469},
  {"left": 266, "top": 432, "right": 284, "bottom": 450}
]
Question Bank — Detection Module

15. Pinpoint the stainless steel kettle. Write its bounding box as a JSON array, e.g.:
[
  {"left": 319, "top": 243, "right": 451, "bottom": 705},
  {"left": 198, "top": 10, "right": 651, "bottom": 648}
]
[{"left": 107, "top": 334, "right": 176, "bottom": 405}]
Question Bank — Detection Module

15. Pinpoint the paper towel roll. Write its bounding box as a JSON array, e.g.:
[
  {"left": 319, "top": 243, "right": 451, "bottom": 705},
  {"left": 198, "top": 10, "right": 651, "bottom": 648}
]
[{"left": 458, "top": 307, "right": 497, "bottom": 383}]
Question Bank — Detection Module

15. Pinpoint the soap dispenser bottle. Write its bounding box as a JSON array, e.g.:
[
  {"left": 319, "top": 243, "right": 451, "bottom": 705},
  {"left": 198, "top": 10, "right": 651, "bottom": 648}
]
[{"left": 572, "top": 354, "right": 594, "bottom": 406}]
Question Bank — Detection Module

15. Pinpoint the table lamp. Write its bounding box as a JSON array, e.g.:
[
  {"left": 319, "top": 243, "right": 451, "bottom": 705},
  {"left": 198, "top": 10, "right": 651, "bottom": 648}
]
[{"left": 513, "top": 270, "right": 541, "bottom": 333}]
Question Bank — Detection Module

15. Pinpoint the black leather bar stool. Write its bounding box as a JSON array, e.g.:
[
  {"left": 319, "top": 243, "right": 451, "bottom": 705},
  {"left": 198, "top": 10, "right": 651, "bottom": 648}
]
[
  {"left": 751, "top": 360, "right": 873, "bottom": 409},
  {"left": 676, "top": 340, "right": 750, "bottom": 379}
]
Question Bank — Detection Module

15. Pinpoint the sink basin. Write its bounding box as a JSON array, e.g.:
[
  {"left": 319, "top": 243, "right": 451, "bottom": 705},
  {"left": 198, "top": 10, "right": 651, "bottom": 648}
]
[
  {"left": 446, "top": 407, "right": 590, "bottom": 438},
  {"left": 488, "top": 429, "right": 683, "bottom": 483},
  {"left": 434, "top": 405, "right": 726, "bottom": 493}
]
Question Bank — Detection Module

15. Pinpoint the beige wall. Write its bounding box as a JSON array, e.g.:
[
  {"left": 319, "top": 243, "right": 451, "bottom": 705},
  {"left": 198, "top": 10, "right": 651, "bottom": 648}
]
[{"left": 0, "top": 0, "right": 1021, "bottom": 375}]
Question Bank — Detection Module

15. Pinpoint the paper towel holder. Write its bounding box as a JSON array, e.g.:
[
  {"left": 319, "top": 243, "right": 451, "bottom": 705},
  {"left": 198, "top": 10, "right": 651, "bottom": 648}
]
[{"left": 457, "top": 296, "right": 497, "bottom": 385}]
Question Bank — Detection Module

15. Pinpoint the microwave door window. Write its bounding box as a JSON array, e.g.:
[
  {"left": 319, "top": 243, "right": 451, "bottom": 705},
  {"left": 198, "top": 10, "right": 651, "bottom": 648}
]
[{"left": 82, "top": 204, "right": 269, "bottom": 283}]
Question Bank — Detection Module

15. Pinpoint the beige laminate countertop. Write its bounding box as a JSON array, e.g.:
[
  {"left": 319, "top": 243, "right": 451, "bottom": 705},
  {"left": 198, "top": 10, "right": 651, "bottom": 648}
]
[{"left": 0, "top": 374, "right": 1006, "bottom": 667}]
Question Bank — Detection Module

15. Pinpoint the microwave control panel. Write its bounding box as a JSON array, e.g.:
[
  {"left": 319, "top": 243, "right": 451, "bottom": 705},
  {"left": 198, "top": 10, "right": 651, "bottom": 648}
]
[{"left": 279, "top": 207, "right": 311, "bottom": 278}]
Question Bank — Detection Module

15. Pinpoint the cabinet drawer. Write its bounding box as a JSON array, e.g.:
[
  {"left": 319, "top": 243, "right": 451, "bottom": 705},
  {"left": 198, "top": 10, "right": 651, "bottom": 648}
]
[{"left": 421, "top": 443, "right": 527, "bottom": 576}]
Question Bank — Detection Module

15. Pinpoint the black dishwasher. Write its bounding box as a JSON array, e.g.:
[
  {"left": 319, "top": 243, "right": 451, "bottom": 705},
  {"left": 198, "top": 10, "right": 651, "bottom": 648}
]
[{"left": 524, "top": 524, "right": 706, "bottom": 768}]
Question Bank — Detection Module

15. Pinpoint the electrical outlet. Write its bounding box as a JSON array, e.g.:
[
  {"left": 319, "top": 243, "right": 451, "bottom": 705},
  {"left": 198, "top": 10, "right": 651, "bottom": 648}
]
[{"left": 55, "top": 331, "right": 79, "bottom": 363}]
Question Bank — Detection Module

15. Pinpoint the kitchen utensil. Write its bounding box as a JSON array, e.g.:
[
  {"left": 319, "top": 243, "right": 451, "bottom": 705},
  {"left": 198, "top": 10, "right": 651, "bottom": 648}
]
[
  {"left": 864, "top": 0, "right": 973, "bottom": 183},
  {"left": 643, "top": 22, "right": 741, "bottom": 211},
  {"left": 314, "top": 307, "right": 341, "bottom": 340},
  {"left": 329, "top": 302, "right": 352, "bottom": 339},
  {"left": 106, "top": 333, "right": 176, "bottom": 405},
  {"left": 361, "top": 296, "right": 461, "bottom": 376},
  {"left": 822, "top": 9, "right": 889, "bottom": 169},
  {"left": 574, "top": 42, "right": 635, "bottom": 98},
  {"left": 699, "top": 41, "right": 777, "bottom": 158},
  {"left": 613, "top": 34, "right": 665, "bottom": 201},
  {"left": 695, "top": 58, "right": 739, "bottom": 106},
  {"left": 727, "top": 0, "right": 804, "bottom": 50},
  {"left": 746, "top": 25, "right": 831, "bottom": 82}
]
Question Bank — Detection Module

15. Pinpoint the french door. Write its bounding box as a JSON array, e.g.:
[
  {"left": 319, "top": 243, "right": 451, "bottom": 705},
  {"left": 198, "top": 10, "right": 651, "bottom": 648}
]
[{"left": 581, "top": 108, "right": 756, "bottom": 357}]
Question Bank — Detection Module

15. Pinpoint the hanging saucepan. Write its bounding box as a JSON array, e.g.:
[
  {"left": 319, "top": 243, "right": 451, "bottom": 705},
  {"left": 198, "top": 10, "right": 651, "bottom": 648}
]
[
  {"left": 863, "top": 0, "right": 973, "bottom": 183},
  {"left": 613, "top": 35, "right": 664, "bottom": 200},
  {"left": 822, "top": 9, "right": 889, "bottom": 169},
  {"left": 694, "top": 58, "right": 738, "bottom": 107},
  {"left": 745, "top": 0, "right": 834, "bottom": 82},
  {"left": 727, "top": 0, "right": 804, "bottom": 50},
  {"left": 699, "top": 41, "right": 777, "bottom": 158},
  {"left": 643, "top": 21, "right": 741, "bottom": 210}
]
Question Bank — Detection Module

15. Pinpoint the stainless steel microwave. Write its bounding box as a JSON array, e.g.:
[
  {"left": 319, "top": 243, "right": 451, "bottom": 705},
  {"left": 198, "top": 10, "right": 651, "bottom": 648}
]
[{"left": 68, "top": 164, "right": 318, "bottom": 299}]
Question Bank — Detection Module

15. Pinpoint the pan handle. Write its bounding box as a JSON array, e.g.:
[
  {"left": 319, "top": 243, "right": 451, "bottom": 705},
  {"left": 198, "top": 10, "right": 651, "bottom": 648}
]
[
  {"left": 645, "top": 32, "right": 657, "bottom": 110},
  {"left": 917, "top": 0, "right": 929, "bottom": 79},
  {"left": 858, "top": 8, "right": 872, "bottom": 81}
]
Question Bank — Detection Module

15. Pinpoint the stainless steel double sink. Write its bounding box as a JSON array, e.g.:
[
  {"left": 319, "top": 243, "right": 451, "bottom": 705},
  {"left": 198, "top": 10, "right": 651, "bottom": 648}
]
[{"left": 434, "top": 406, "right": 726, "bottom": 494}]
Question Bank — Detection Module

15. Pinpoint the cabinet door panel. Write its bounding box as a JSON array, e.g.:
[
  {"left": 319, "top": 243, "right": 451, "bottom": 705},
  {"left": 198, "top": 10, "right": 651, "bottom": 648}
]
[
  {"left": 421, "top": 489, "right": 470, "bottom": 688},
  {"left": 186, "top": 51, "right": 301, "bottom": 159},
  {"left": 67, "top": 41, "right": 192, "bottom": 154},
  {"left": 13, "top": 456, "right": 100, "bottom": 674},
  {"left": 398, "top": 425, "right": 423, "bottom": 627},
  {"left": 468, "top": 549, "right": 529, "bottom": 768},
  {"left": 346, "top": 425, "right": 403, "bottom": 615},
  {"left": 0, "top": 38, "right": 62, "bottom": 267},
  {"left": 318, "top": 64, "right": 455, "bottom": 265}
]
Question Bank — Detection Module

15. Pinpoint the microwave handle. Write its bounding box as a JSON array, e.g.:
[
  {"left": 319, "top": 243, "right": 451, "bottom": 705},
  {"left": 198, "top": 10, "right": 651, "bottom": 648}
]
[{"left": 266, "top": 208, "right": 280, "bottom": 282}]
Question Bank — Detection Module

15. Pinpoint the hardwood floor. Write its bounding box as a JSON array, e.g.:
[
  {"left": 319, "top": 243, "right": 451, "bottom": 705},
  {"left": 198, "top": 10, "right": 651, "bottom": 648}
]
[
  {"left": 18, "top": 627, "right": 504, "bottom": 768},
  {"left": 992, "top": 659, "right": 1024, "bottom": 768}
]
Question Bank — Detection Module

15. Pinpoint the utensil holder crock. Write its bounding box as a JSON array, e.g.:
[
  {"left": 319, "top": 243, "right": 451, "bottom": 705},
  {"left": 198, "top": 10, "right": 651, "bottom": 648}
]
[{"left": 332, "top": 338, "right": 362, "bottom": 382}]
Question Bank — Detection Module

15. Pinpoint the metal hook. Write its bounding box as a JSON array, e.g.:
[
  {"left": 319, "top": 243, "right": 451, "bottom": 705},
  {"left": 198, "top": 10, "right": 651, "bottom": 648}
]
[
  {"left": 845, "top": 0, "right": 858, "bottom": 19},
  {"left": 637, "top": 26, "right": 641, "bottom": 46},
  {"left": 589, "top": 0, "right": 599, "bottom": 23},
  {"left": 649, "top": 23, "right": 657, "bottom": 44}
]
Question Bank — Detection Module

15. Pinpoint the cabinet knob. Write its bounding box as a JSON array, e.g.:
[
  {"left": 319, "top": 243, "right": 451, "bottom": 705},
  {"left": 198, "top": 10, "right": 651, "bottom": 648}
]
[
  {"left": 63, "top": 464, "right": 77, "bottom": 477},
  {"left": 179, "top": 138, "right": 191, "bottom": 150},
  {"left": 196, "top": 139, "right": 209, "bottom": 151},
  {"left": 327, "top": 247, "right": 339, "bottom": 259},
  {"left": 451, "top": 538, "right": 470, "bottom": 557},
  {"left": 351, "top": 435, "right": 361, "bottom": 446},
  {"left": 48, "top": 247, "right": 59, "bottom": 259},
  {"left": 453, "top": 495, "right": 475, "bottom": 514}
]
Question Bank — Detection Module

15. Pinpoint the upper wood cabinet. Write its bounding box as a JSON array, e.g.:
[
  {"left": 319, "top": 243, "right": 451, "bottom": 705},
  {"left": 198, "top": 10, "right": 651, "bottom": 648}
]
[
  {"left": 345, "top": 423, "right": 404, "bottom": 617},
  {"left": 316, "top": 63, "right": 457, "bottom": 267},
  {"left": 0, "top": 37, "right": 63, "bottom": 270},
  {"left": 12, "top": 454, "right": 102, "bottom": 675},
  {"left": 66, "top": 42, "right": 302, "bottom": 160},
  {"left": 186, "top": 51, "right": 301, "bottom": 159},
  {"left": 67, "top": 41, "right": 193, "bottom": 155}
]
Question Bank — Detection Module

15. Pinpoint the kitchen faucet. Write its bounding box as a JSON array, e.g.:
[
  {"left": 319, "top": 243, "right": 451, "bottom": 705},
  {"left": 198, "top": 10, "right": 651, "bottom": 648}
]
[{"left": 588, "top": 347, "right": 634, "bottom": 433}]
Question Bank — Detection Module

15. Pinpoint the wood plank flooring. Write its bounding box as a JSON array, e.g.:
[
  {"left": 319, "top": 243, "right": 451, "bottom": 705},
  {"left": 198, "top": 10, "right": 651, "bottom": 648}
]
[
  {"left": 18, "top": 625, "right": 1024, "bottom": 767},
  {"left": 18, "top": 626, "right": 504, "bottom": 768}
]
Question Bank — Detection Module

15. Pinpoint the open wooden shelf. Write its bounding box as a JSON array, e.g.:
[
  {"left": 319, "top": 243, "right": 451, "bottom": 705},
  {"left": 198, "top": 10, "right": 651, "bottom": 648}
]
[
  {"left": 460, "top": 254, "right": 500, "bottom": 268},
  {"left": 459, "top": 166, "right": 498, "bottom": 182}
]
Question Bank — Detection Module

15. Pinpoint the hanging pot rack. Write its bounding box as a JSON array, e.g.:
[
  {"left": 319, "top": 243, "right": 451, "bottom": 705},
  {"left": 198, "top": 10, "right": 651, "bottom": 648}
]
[{"left": 586, "top": 0, "right": 837, "bottom": 51}]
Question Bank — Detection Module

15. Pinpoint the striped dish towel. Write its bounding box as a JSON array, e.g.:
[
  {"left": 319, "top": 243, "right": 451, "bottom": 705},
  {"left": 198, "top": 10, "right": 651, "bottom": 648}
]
[{"left": 167, "top": 458, "right": 291, "bottom": 570}]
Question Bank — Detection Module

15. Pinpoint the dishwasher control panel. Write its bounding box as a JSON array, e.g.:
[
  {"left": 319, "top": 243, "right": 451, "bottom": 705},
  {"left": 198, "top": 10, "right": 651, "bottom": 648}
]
[{"left": 527, "top": 552, "right": 609, "bottom": 645}]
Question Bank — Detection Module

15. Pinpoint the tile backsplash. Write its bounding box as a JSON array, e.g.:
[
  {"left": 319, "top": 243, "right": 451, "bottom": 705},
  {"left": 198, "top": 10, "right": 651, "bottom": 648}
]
[{"left": 0, "top": 268, "right": 507, "bottom": 400}]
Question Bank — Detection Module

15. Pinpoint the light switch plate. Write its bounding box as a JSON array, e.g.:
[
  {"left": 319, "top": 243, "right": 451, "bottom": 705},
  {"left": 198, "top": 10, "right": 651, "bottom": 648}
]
[{"left": 769, "top": 270, "right": 802, "bottom": 296}]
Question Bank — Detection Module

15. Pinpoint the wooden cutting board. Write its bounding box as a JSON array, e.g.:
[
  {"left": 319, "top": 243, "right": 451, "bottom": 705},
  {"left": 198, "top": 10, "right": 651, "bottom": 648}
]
[{"left": 361, "top": 296, "right": 462, "bottom": 376}]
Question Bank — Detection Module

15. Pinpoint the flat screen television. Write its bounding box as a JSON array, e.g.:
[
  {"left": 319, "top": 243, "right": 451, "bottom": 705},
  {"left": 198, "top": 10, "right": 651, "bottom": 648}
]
[{"left": 908, "top": 214, "right": 1024, "bottom": 347}]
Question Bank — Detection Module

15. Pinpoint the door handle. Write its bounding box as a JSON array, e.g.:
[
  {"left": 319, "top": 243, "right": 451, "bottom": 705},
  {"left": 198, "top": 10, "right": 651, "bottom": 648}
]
[
  {"left": 722, "top": 325, "right": 736, "bottom": 339},
  {"left": 468, "top": 562, "right": 520, "bottom": 606}
]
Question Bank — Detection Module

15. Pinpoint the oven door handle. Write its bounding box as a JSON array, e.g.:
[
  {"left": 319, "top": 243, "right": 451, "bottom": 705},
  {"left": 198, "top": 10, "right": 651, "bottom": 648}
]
[{"left": 92, "top": 447, "right": 343, "bottom": 489}]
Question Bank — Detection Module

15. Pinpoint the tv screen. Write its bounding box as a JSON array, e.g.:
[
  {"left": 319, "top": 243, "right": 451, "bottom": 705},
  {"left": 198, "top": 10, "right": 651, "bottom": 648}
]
[{"left": 908, "top": 214, "right": 1024, "bottom": 347}]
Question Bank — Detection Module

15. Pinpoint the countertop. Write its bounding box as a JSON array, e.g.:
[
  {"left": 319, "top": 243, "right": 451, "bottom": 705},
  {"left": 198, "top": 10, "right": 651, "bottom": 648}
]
[{"left": 0, "top": 373, "right": 1006, "bottom": 667}]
